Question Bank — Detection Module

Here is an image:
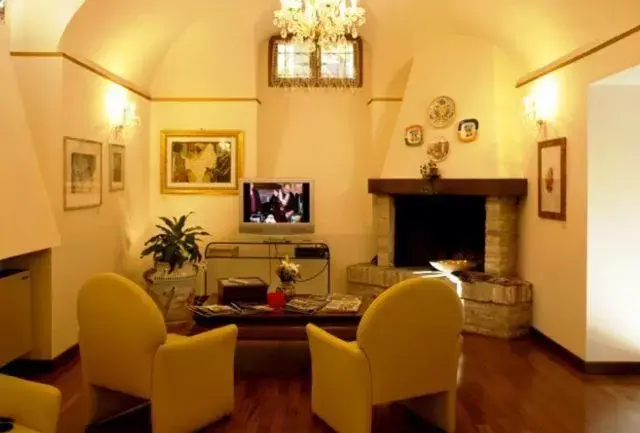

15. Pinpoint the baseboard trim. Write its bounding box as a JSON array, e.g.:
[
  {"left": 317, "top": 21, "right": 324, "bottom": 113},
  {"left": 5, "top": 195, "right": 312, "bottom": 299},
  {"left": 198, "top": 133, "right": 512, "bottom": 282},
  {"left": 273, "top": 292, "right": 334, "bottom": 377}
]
[
  {"left": 0, "top": 343, "right": 79, "bottom": 377},
  {"left": 530, "top": 327, "right": 640, "bottom": 375}
]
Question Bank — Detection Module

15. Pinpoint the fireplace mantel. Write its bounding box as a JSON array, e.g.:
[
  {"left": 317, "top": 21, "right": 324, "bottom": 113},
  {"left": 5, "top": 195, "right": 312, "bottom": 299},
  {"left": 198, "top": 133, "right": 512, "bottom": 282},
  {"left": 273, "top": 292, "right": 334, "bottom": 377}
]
[{"left": 368, "top": 178, "right": 528, "bottom": 198}]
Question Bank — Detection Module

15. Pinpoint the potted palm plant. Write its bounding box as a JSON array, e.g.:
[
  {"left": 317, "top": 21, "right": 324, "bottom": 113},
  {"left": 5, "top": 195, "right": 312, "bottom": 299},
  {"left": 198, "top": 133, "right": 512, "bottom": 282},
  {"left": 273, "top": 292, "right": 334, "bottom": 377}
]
[{"left": 141, "top": 212, "right": 209, "bottom": 323}]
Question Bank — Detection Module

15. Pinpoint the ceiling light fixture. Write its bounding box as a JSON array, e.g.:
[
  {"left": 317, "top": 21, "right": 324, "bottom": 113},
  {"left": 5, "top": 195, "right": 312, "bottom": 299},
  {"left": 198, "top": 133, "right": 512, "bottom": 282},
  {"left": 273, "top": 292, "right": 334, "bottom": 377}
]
[{"left": 273, "top": 0, "right": 366, "bottom": 52}]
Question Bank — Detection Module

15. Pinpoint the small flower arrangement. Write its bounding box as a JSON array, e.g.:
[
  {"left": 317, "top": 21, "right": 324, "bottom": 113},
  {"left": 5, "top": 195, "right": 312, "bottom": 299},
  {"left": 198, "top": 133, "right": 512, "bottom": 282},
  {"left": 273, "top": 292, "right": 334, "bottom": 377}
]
[{"left": 275, "top": 256, "right": 301, "bottom": 284}]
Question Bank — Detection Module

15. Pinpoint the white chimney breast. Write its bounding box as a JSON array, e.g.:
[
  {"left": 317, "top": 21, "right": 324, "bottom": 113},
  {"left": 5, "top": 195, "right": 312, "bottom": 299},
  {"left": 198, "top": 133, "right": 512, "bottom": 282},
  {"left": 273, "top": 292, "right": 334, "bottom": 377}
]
[{"left": 0, "top": 27, "right": 60, "bottom": 260}]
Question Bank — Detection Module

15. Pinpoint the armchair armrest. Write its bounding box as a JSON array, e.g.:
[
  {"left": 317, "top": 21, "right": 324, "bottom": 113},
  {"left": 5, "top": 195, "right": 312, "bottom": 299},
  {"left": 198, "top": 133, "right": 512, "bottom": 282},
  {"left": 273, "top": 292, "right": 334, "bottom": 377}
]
[
  {"left": 151, "top": 325, "right": 238, "bottom": 433},
  {"left": 0, "top": 374, "right": 61, "bottom": 433},
  {"left": 306, "top": 324, "right": 372, "bottom": 433}
]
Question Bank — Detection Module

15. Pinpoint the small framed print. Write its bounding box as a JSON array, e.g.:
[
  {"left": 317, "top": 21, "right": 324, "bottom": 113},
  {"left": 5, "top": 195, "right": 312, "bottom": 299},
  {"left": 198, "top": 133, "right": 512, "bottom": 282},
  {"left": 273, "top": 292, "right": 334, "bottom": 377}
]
[
  {"left": 160, "top": 130, "right": 244, "bottom": 195},
  {"left": 538, "top": 137, "right": 567, "bottom": 221},
  {"left": 109, "top": 144, "right": 125, "bottom": 191},
  {"left": 64, "top": 137, "right": 102, "bottom": 211}
]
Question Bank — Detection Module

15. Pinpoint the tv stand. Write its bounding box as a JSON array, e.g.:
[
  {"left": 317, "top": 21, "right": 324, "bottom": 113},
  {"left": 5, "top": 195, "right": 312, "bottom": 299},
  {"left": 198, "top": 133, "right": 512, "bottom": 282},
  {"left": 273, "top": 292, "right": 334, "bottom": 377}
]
[
  {"left": 204, "top": 240, "right": 331, "bottom": 295},
  {"left": 262, "top": 237, "right": 292, "bottom": 244}
]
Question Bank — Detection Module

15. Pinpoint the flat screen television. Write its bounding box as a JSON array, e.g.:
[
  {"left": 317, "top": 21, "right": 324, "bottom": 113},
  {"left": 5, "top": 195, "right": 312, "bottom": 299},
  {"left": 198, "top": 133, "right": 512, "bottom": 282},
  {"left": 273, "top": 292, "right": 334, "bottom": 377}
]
[{"left": 239, "top": 179, "right": 315, "bottom": 235}]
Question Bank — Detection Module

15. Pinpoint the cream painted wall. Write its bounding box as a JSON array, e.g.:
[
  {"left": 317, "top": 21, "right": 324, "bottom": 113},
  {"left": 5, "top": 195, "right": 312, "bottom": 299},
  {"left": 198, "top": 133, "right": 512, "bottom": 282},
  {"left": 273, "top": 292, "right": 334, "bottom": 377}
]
[
  {"left": 150, "top": 17, "right": 257, "bottom": 97},
  {"left": 144, "top": 102, "right": 259, "bottom": 280},
  {"left": 0, "top": 27, "right": 60, "bottom": 261},
  {"left": 8, "top": 0, "right": 84, "bottom": 51},
  {"left": 518, "top": 32, "right": 640, "bottom": 360},
  {"left": 12, "top": 55, "right": 151, "bottom": 357},
  {"left": 257, "top": 40, "right": 375, "bottom": 293},
  {"left": 586, "top": 84, "right": 640, "bottom": 362},
  {"left": 380, "top": 35, "right": 524, "bottom": 179}
]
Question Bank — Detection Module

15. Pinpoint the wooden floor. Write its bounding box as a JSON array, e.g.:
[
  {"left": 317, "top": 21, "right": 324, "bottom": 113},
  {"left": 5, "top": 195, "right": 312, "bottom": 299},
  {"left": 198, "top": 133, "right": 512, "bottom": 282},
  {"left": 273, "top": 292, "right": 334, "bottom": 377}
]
[{"left": 18, "top": 334, "right": 640, "bottom": 433}]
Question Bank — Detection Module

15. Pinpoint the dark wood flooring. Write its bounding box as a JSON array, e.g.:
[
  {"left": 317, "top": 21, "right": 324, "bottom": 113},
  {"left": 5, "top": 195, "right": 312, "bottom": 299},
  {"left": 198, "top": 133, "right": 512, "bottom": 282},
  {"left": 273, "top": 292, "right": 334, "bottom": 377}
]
[{"left": 14, "top": 334, "right": 640, "bottom": 433}]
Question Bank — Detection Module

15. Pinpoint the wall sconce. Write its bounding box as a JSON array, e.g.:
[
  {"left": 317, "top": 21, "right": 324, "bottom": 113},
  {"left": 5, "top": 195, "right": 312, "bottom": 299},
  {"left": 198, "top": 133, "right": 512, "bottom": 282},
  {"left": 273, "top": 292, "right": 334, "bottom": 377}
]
[
  {"left": 106, "top": 84, "right": 140, "bottom": 139},
  {"left": 523, "top": 75, "right": 559, "bottom": 139}
]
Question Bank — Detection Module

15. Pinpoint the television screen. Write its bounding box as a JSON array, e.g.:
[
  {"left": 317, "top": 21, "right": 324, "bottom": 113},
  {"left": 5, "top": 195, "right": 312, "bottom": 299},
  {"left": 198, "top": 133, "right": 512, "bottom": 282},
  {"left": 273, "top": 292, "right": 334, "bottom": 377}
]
[{"left": 242, "top": 181, "right": 311, "bottom": 223}]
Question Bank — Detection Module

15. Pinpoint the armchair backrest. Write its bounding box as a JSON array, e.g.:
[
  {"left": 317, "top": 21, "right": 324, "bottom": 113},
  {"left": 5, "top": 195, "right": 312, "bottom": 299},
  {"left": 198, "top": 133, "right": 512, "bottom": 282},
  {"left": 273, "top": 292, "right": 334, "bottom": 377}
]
[
  {"left": 356, "top": 277, "right": 463, "bottom": 404},
  {"left": 77, "top": 273, "right": 167, "bottom": 399}
]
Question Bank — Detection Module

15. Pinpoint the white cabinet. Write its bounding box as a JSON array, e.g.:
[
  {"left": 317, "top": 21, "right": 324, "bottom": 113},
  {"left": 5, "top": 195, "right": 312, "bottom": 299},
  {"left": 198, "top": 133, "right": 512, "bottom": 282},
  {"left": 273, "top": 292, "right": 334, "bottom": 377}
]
[{"left": 0, "top": 270, "right": 31, "bottom": 367}]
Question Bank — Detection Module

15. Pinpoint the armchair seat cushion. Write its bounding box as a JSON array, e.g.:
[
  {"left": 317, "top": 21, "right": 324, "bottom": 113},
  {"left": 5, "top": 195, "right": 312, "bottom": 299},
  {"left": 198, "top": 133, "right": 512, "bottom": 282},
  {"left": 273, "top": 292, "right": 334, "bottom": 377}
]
[{"left": 166, "top": 334, "right": 187, "bottom": 344}]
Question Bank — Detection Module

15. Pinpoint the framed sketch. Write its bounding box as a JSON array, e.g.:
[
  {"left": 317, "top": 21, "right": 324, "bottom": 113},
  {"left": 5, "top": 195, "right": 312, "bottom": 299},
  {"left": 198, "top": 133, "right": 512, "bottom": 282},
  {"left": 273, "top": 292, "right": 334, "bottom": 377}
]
[
  {"left": 109, "top": 144, "right": 125, "bottom": 191},
  {"left": 64, "top": 137, "right": 102, "bottom": 210},
  {"left": 160, "top": 130, "right": 244, "bottom": 195},
  {"left": 538, "top": 137, "right": 566, "bottom": 221}
]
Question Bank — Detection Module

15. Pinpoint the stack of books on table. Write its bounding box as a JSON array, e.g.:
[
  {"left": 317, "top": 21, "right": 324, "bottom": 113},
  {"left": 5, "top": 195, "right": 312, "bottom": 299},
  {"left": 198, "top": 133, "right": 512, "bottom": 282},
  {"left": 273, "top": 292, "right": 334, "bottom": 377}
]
[
  {"left": 320, "top": 294, "right": 363, "bottom": 313},
  {"left": 284, "top": 297, "right": 327, "bottom": 314},
  {"left": 187, "top": 304, "right": 236, "bottom": 317}
]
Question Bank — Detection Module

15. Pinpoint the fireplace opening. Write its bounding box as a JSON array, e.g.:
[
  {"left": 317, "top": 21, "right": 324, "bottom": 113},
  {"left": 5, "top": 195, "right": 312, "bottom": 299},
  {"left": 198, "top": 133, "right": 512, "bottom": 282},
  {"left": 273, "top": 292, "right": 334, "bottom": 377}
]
[{"left": 393, "top": 194, "right": 486, "bottom": 270}]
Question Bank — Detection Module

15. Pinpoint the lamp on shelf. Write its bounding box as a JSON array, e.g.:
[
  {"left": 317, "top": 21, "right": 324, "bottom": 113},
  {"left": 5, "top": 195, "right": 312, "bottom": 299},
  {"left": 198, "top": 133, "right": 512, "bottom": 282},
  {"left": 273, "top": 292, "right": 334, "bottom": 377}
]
[{"left": 273, "top": 0, "right": 366, "bottom": 52}]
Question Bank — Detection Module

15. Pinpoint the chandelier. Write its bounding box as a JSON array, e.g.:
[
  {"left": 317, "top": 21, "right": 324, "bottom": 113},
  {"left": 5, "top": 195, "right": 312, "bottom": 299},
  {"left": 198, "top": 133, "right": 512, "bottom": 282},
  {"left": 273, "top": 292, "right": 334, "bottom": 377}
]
[{"left": 273, "top": 0, "right": 366, "bottom": 52}]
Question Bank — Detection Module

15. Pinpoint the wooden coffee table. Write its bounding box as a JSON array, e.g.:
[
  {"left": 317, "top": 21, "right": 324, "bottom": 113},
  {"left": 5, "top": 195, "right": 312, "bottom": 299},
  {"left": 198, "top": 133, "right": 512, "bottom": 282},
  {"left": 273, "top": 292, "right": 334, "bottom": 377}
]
[{"left": 189, "top": 297, "right": 371, "bottom": 341}]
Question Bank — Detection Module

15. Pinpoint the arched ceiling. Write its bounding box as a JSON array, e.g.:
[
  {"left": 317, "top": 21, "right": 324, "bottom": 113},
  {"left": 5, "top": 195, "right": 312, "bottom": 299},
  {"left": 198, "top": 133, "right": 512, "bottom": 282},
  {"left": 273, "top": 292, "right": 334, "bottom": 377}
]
[{"left": 59, "top": 0, "right": 640, "bottom": 91}]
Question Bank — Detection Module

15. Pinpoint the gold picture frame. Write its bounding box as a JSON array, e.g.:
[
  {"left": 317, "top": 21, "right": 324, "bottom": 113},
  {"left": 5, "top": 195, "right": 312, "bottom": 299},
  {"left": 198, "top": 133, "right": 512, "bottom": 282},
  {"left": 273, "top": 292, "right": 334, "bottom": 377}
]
[
  {"left": 160, "top": 129, "right": 244, "bottom": 195},
  {"left": 109, "top": 144, "right": 125, "bottom": 191},
  {"left": 63, "top": 136, "right": 103, "bottom": 211},
  {"left": 538, "top": 137, "right": 567, "bottom": 221}
]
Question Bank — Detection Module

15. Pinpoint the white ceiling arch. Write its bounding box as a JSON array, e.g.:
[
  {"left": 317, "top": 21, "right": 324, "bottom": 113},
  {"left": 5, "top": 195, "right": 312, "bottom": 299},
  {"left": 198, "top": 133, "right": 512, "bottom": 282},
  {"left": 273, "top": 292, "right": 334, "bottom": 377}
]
[{"left": 58, "top": 0, "right": 640, "bottom": 91}]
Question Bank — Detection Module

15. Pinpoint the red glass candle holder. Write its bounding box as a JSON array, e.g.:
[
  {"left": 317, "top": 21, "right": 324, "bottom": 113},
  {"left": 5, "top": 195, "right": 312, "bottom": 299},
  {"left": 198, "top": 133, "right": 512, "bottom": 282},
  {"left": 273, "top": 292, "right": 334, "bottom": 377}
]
[{"left": 268, "top": 292, "right": 286, "bottom": 309}]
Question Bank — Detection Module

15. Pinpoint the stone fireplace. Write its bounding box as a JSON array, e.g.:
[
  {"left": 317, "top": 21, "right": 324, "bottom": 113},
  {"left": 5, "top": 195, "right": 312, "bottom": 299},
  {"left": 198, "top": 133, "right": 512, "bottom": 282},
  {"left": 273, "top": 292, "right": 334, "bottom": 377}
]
[
  {"left": 369, "top": 178, "right": 524, "bottom": 275},
  {"left": 346, "top": 178, "right": 532, "bottom": 339}
]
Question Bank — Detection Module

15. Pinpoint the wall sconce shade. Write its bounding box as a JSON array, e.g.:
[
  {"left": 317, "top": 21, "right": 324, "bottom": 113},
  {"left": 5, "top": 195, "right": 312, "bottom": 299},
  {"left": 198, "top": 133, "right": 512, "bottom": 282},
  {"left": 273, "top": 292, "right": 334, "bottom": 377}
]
[{"left": 105, "top": 84, "right": 140, "bottom": 139}]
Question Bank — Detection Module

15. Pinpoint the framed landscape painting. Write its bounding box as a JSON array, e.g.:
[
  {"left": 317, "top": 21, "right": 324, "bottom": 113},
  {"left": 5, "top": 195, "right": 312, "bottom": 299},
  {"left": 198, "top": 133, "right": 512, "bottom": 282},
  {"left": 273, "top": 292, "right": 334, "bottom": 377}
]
[
  {"left": 160, "top": 130, "right": 244, "bottom": 195},
  {"left": 109, "top": 144, "right": 125, "bottom": 191},
  {"left": 538, "top": 137, "right": 566, "bottom": 221},
  {"left": 64, "top": 137, "right": 102, "bottom": 210}
]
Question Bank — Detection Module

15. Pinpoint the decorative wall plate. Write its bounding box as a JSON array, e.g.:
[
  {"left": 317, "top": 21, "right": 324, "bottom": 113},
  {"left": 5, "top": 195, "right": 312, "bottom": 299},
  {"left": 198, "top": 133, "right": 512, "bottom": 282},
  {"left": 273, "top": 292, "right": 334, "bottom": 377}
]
[
  {"left": 426, "top": 136, "right": 450, "bottom": 162},
  {"left": 404, "top": 124, "right": 424, "bottom": 146},
  {"left": 457, "top": 118, "right": 479, "bottom": 142},
  {"left": 427, "top": 96, "right": 456, "bottom": 128}
]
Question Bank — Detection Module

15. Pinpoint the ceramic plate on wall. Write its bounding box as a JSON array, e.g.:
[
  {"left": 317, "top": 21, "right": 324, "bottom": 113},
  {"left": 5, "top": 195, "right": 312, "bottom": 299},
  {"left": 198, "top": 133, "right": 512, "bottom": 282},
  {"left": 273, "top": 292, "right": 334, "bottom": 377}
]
[
  {"left": 404, "top": 124, "right": 424, "bottom": 146},
  {"left": 426, "top": 136, "right": 450, "bottom": 162},
  {"left": 427, "top": 96, "right": 456, "bottom": 128},
  {"left": 457, "top": 118, "right": 479, "bottom": 142}
]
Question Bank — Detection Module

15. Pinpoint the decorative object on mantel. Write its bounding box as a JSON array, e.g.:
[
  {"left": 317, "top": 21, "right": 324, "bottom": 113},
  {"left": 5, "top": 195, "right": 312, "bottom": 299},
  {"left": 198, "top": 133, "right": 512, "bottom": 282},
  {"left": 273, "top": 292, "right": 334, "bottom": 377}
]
[
  {"left": 538, "top": 137, "right": 566, "bottom": 221},
  {"left": 0, "top": 0, "right": 5, "bottom": 24},
  {"left": 275, "top": 255, "right": 301, "bottom": 301},
  {"left": 419, "top": 160, "right": 440, "bottom": 180},
  {"left": 404, "top": 124, "right": 424, "bottom": 146},
  {"left": 457, "top": 118, "right": 479, "bottom": 142},
  {"left": 426, "top": 136, "right": 450, "bottom": 162},
  {"left": 419, "top": 160, "right": 441, "bottom": 194},
  {"left": 427, "top": 95, "right": 456, "bottom": 128},
  {"left": 63, "top": 136, "right": 102, "bottom": 211},
  {"left": 141, "top": 212, "right": 210, "bottom": 324}
]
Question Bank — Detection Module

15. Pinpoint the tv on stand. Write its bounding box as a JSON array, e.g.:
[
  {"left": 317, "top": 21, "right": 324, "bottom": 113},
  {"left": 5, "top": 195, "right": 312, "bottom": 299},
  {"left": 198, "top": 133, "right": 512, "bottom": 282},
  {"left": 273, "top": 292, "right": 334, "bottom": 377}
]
[{"left": 239, "top": 179, "right": 315, "bottom": 236}]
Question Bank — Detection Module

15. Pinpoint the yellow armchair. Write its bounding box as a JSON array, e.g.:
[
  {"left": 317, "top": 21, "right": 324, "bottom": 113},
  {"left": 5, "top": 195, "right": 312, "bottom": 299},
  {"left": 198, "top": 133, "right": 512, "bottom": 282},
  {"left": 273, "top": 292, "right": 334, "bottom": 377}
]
[
  {"left": 0, "top": 374, "right": 61, "bottom": 433},
  {"left": 307, "top": 277, "right": 463, "bottom": 433},
  {"left": 77, "top": 273, "right": 238, "bottom": 433}
]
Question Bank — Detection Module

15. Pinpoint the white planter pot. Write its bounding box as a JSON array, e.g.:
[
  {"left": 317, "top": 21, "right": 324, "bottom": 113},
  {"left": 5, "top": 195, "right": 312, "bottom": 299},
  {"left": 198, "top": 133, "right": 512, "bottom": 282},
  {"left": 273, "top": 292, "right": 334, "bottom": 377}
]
[{"left": 145, "top": 262, "right": 197, "bottom": 324}]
